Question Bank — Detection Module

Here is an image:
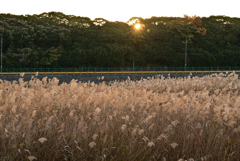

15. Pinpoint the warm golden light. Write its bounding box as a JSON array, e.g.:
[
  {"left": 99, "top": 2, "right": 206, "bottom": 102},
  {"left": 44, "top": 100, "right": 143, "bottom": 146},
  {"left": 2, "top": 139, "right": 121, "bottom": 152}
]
[{"left": 134, "top": 23, "right": 141, "bottom": 29}]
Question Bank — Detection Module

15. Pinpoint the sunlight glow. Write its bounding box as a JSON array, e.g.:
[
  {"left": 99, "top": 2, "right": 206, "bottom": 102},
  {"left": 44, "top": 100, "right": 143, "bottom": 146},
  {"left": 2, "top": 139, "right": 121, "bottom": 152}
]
[{"left": 135, "top": 24, "right": 141, "bottom": 29}]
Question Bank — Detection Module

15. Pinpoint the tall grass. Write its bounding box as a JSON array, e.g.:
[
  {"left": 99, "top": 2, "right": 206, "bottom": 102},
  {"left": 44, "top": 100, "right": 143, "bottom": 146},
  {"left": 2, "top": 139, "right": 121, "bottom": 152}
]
[{"left": 0, "top": 72, "right": 240, "bottom": 160}]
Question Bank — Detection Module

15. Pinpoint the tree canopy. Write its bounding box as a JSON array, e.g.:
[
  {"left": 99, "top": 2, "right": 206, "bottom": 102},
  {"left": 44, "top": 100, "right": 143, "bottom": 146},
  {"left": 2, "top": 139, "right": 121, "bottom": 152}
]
[{"left": 1, "top": 12, "right": 240, "bottom": 68}]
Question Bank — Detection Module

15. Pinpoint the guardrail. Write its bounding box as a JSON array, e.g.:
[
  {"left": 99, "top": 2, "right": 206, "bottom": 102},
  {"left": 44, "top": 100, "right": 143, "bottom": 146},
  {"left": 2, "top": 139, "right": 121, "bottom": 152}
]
[
  {"left": 0, "top": 70, "right": 239, "bottom": 75},
  {"left": 1, "top": 66, "right": 240, "bottom": 72}
]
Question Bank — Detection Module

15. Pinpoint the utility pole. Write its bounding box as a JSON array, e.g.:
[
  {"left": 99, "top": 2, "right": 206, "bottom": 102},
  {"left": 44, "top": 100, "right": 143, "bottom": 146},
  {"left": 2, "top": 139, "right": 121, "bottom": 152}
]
[
  {"left": 184, "top": 37, "right": 188, "bottom": 71},
  {"left": 133, "top": 60, "right": 135, "bottom": 71},
  {"left": 1, "top": 38, "right": 2, "bottom": 73}
]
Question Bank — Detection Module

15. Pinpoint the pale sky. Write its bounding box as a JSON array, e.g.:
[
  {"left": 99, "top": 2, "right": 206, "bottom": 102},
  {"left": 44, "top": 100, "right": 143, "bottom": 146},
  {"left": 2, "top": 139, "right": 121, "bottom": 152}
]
[{"left": 1, "top": 0, "right": 239, "bottom": 22}]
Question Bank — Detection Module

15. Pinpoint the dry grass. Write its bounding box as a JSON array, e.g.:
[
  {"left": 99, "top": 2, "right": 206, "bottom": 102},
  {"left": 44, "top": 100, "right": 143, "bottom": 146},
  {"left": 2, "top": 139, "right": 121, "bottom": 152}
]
[{"left": 1, "top": 72, "right": 240, "bottom": 160}]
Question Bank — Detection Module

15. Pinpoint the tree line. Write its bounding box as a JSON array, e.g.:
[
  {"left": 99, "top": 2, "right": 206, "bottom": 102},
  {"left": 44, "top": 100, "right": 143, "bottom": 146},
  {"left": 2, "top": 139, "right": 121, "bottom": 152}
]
[{"left": 0, "top": 12, "right": 240, "bottom": 68}]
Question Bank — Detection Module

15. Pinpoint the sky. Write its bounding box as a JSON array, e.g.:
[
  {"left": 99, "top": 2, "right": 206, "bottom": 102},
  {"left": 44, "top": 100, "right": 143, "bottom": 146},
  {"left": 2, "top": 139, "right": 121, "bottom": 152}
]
[{"left": 1, "top": 0, "right": 239, "bottom": 22}]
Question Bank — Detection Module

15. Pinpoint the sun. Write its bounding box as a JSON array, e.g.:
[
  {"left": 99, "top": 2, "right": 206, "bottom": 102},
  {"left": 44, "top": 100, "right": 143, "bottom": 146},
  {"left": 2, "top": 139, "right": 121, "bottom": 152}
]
[{"left": 134, "top": 23, "right": 141, "bottom": 29}]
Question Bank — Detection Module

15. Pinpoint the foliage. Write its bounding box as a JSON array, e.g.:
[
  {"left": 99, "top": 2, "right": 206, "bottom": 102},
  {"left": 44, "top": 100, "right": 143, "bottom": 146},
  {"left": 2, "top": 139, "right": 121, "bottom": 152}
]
[{"left": 1, "top": 12, "right": 240, "bottom": 67}]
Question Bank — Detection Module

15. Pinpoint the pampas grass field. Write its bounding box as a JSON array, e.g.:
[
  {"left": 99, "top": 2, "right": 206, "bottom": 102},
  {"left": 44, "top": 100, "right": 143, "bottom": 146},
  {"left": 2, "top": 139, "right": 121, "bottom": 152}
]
[{"left": 1, "top": 72, "right": 240, "bottom": 161}]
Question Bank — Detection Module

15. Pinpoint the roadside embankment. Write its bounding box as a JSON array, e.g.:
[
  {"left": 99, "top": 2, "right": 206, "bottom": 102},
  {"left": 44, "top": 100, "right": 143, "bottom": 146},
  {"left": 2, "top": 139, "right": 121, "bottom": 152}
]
[{"left": 0, "top": 72, "right": 229, "bottom": 84}]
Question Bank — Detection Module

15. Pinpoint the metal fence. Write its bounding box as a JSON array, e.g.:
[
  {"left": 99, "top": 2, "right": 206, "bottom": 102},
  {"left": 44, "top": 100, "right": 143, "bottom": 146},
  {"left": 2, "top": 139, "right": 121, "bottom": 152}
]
[{"left": 1, "top": 66, "right": 240, "bottom": 73}]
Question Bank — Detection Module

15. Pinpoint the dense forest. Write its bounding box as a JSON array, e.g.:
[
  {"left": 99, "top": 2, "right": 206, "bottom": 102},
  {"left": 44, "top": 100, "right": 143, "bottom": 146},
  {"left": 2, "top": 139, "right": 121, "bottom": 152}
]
[{"left": 0, "top": 12, "right": 240, "bottom": 68}]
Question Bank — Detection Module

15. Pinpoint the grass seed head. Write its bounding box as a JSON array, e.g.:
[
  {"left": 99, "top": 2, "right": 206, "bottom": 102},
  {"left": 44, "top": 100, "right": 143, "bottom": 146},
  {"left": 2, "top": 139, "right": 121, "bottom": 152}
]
[
  {"left": 89, "top": 141, "right": 96, "bottom": 149},
  {"left": 28, "top": 156, "right": 37, "bottom": 161},
  {"left": 171, "top": 142, "right": 178, "bottom": 149},
  {"left": 147, "top": 141, "right": 155, "bottom": 147},
  {"left": 20, "top": 73, "right": 25, "bottom": 77},
  {"left": 38, "top": 137, "right": 47, "bottom": 144},
  {"left": 92, "top": 134, "right": 98, "bottom": 141}
]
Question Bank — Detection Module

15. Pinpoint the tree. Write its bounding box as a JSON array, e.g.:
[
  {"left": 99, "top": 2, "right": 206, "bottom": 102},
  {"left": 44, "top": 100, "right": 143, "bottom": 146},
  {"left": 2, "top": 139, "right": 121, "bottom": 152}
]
[
  {"left": 167, "top": 15, "right": 206, "bottom": 43},
  {"left": 44, "top": 47, "right": 61, "bottom": 66},
  {"left": 2, "top": 12, "right": 240, "bottom": 68}
]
